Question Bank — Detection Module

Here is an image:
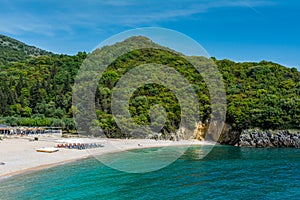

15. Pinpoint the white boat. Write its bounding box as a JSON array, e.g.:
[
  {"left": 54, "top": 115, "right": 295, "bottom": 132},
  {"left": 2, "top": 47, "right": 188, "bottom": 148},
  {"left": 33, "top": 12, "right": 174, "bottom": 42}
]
[{"left": 36, "top": 147, "right": 59, "bottom": 153}]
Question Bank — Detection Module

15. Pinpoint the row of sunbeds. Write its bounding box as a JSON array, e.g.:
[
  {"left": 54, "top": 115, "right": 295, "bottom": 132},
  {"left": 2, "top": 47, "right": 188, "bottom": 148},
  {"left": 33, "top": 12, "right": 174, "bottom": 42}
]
[{"left": 57, "top": 143, "right": 104, "bottom": 150}]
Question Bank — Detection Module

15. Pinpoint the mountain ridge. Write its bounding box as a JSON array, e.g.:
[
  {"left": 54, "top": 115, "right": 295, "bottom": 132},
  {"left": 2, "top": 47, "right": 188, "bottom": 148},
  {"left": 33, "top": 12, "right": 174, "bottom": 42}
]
[{"left": 0, "top": 34, "right": 299, "bottom": 72}]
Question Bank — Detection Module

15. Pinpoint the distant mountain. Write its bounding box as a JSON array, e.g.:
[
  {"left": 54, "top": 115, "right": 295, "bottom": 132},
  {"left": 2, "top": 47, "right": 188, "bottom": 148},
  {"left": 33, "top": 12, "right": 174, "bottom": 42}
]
[{"left": 0, "top": 34, "right": 52, "bottom": 65}]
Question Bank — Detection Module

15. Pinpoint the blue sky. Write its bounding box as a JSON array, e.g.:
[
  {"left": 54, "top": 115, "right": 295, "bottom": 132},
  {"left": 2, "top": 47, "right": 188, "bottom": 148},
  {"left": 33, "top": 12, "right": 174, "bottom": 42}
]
[{"left": 1, "top": 0, "right": 300, "bottom": 69}]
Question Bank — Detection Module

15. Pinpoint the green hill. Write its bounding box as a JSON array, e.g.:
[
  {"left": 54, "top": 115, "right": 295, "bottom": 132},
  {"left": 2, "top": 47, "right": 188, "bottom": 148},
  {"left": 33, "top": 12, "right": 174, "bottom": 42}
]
[
  {"left": 0, "top": 34, "right": 52, "bottom": 65},
  {"left": 0, "top": 35, "right": 299, "bottom": 137}
]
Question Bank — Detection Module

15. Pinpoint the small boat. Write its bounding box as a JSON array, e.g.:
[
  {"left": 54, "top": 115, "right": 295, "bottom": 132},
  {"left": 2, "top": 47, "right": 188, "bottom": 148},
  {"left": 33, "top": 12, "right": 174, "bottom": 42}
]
[{"left": 36, "top": 147, "right": 59, "bottom": 153}]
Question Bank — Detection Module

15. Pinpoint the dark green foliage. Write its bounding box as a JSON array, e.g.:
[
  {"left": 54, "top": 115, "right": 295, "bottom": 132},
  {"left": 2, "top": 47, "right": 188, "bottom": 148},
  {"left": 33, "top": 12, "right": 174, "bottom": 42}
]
[
  {"left": 0, "top": 47, "right": 87, "bottom": 129},
  {"left": 216, "top": 60, "right": 300, "bottom": 130},
  {"left": 93, "top": 47, "right": 210, "bottom": 137}
]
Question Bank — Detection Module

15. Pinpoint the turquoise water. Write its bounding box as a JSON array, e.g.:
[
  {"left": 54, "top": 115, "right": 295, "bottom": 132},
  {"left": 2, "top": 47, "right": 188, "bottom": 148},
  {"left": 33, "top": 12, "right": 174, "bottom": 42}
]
[{"left": 0, "top": 145, "right": 299, "bottom": 199}]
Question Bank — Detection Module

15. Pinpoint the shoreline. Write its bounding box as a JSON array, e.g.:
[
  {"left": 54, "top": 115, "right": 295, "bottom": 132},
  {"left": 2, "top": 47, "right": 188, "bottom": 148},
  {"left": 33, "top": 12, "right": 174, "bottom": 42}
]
[
  {"left": 0, "top": 156, "right": 90, "bottom": 180},
  {"left": 0, "top": 137, "right": 214, "bottom": 180}
]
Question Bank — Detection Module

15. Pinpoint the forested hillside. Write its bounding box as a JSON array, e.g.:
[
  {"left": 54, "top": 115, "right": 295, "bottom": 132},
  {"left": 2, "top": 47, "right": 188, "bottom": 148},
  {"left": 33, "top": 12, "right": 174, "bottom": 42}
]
[
  {"left": 216, "top": 59, "right": 300, "bottom": 130},
  {"left": 0, "top": 51, "right": 87, "bottom": 130},
  {"left": 0, "top": 34, "right": 52, "bottom": 65},
  {"left": 0, "top": 35, "right": 299, "bottom": 136}
]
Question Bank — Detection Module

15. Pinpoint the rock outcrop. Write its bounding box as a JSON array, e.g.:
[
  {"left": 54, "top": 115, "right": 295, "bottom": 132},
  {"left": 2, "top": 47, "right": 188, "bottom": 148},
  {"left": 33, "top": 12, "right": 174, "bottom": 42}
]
[
  {"left": 193, "top": 122, "right": 206, "bottom": 141},
  {"left": 239, "top": 129, "right": 300, "bottom": 148},
  {"left": 193, "top": 122, "right": 300, "bottom": 148},
  {"left": 217, "top": 123, "right": 240, "bottom": 146}
]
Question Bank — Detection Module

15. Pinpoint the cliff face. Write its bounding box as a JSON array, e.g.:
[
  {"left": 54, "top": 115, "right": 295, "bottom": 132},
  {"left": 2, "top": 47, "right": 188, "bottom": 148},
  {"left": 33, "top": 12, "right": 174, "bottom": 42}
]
[
  {"left": 239, "top": 129, "right": 300, "bottom": 148},
  {"left": 194, "top": 123, "right": 240, "bottom": 145},
  {"left": 217, "top": 123, "right": 240, "bottom": 146}
]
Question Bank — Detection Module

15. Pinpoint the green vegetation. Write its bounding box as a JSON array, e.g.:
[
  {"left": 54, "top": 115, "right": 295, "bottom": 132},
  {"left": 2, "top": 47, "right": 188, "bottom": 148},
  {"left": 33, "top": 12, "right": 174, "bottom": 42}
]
[
  {"left": 0, "top": 50, "right": 87, "bottom": 131},
  {"left": 216, "top": 59, "right": 300, "bottom": 130},
  {"left": 0, "top": 34, "right": 52, "bottom": 65},
  {"left": 0, "top": 35, "right": 299, "bottom": 137}
]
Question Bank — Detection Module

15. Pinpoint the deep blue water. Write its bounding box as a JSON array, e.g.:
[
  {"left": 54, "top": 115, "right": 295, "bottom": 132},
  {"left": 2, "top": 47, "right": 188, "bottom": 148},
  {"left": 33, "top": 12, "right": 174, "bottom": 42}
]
[{"left": 0, "top": 145, "right": 299, "bottom": 200}]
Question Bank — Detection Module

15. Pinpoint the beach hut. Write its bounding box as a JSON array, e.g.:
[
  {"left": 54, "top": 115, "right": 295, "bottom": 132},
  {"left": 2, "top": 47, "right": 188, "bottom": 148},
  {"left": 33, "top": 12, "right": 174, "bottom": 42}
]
[{"left": 0, "top": 124, "right": 9, "bottom": 129}]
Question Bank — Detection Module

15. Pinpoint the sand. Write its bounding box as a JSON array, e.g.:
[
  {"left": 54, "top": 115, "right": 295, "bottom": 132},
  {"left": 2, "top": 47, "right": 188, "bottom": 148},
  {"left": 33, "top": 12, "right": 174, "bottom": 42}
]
[{"left": 0, "top": 135, "right": 213, "bottom": 179}]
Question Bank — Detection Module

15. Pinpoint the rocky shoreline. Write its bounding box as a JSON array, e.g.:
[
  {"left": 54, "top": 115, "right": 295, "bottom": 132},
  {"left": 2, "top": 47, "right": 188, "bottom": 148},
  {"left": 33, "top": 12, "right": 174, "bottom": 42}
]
[
  {"left": 239, "top": 129, "right": 300, "bottom": 148},
  {"left": 215, "top": 124, "right": 300, "bottom": 148}
]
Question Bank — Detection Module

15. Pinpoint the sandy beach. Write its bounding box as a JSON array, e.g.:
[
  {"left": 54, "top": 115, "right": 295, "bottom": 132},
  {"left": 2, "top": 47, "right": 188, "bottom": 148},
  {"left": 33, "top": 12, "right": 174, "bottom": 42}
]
[{"left": 0, "top": 136, "right": 213, "bottom": 179}]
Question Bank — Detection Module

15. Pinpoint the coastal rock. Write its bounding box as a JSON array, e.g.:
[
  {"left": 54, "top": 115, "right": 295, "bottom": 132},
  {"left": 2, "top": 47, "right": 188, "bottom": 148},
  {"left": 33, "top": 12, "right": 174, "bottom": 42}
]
[
  {"left": 217, "top": 123, "right": 240, "bottom": 145},
  {"left": 193, "top": 123, "right": 300, "bottom": 148},
  {"left": 193, "top": 122, "right": 206, "bottom": 141},
  {"left": 239, "top": 129, "right": 300, "bottom": 148},
  {"left": 193, "top": 122, "right": 237, "bottom": 143}
]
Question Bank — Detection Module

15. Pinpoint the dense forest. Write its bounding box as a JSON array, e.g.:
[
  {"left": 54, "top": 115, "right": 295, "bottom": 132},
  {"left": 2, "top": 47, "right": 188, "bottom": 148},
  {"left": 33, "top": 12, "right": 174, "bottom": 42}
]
[{"left": 0, "top": 35, "right": 299, "bottom": 137}]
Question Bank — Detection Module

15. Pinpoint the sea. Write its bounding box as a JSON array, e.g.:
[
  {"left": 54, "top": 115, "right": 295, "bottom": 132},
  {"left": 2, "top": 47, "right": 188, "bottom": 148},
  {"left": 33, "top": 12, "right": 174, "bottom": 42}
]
[{"left": 0, "top": 145, "right": 299, "bottom": 200}]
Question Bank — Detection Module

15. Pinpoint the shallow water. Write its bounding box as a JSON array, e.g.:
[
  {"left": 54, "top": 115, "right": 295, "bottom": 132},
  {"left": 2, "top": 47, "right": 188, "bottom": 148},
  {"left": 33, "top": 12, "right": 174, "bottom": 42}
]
[{"left": 0, "top": 145, "right": 299, "bottom": 199}]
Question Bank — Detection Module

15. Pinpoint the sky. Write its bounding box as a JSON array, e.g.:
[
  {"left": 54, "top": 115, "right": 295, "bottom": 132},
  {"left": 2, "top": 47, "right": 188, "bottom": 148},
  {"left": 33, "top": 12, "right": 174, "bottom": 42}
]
[{"left": 0, "top": 0, "right": 300, "bottom": 69}]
